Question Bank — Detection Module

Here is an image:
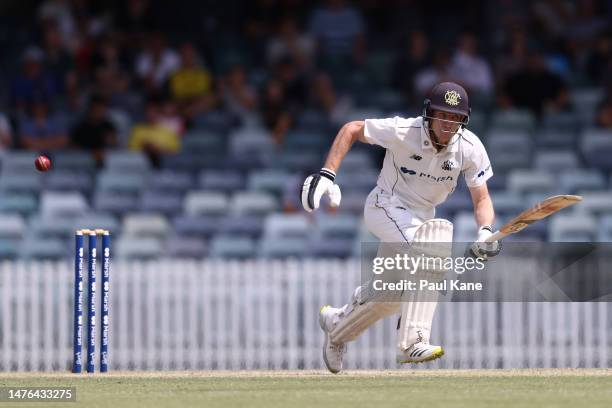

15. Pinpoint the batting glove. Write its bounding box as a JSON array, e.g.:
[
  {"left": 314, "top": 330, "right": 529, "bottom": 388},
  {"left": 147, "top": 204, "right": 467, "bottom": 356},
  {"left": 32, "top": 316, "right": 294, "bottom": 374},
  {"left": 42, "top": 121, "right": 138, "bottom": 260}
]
[
  {"left": 469, "top": 225, "right": 502, "bottom": 260},
  {"left": 301, "top": 168, "right": 341, "bottom": 212}
]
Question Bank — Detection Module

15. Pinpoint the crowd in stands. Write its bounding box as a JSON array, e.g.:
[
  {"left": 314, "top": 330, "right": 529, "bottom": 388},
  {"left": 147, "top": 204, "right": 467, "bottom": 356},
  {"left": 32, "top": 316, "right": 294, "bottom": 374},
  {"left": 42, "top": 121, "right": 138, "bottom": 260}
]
[
  {"left": 0, "top": 0, "right": 610, "bottom": 161},
  {"left": 0, "top": 0, "right": 610, "bottom": 258}
]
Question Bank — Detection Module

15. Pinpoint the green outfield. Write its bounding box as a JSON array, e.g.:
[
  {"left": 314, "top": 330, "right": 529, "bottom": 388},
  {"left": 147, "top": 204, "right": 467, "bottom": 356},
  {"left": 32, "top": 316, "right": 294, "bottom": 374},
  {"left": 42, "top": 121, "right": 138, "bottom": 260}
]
[{"left": 1, "top": 370, "right": 612, "bottom": 408}]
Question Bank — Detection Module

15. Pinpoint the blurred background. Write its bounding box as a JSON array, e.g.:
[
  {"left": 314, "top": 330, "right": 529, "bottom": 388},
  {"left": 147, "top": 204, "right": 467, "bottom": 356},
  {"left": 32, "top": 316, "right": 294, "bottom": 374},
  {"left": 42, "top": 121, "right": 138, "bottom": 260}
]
[
  {"left": 0, "top": 0, "right": 611, "bottom": 373},
  {"left": 0, "top": 0, "right": 610, "bottom": 259}
]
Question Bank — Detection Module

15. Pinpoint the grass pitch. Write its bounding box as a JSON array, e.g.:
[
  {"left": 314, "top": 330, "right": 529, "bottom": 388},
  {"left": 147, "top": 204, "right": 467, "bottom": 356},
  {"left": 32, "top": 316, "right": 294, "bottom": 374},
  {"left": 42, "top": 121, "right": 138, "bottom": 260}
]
[{"left": 1, "top": 370, "right": 612, "bottom": 408}]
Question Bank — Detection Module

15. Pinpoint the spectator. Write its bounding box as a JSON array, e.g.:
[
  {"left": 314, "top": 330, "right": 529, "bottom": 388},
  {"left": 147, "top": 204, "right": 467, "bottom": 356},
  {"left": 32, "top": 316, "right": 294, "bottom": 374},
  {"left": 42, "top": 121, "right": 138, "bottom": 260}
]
[
  {"left": 309, "top": 0, "right": 366, "bottom": 60},
  {"left": 93, "top": 66, "right": 141, "bottom": 118},
  {"left": 37, "top": 0, "right": 77, "bottom": 51},
  {"left": 0, "top": 112, "right": 13, "bottom": 156},
  {"left": 158, "top": 98, "right": 185, "bottom": 136},
  {"left": 595, "top": 83, "right": 612, "bottom": 128},
  {"left": 261, "top": 79, "right": 292, "bottom": 144},
  {"left": 115, "top": 0, "right": 156, "bottom": 44},
  {"left": 585, "top": 30, "right": 612, "bottom": 84},
  {"left": 494, "top": 27, "right": 529, "bottom": 83},
  {"left": 272, "top": 56, "right": 307, "bottom": 111},
  {"left": 413, "top": 49, "right": 452, "bottom": 97},
  {"left": 91, "top": 34, "right": 130, "bottom": 76},
  {"left": 18, "top": 99, "right": 68, "bottom": 151},
  {"left": 308, "top": 72, "right": 352, "bottom": 126},
  {"left": 135, "top": 32, "right": 180, "bottom": 92},
  {"left": 129, "top": 98, "right": 180, "bottom": 166},
  {"left": 392, "top": 30, "right": 430, "bottom": 103},
  {"left": 70, "top": 95, "right": 117, "bottom": 166},
  {"left": 220, "top": 65, "right": 258, "bottom": 124},
  {"left": 42, "top": 21, "right": 75, "bottom": 93},
  {"left": 500, "top": 50, "right": 570, "bottom": 116},
  {"left": 10, "top": 47, "right": 61, "bottom": 112},
  {"left": 449, "top": 32, "right": 494, "bottom": 96},
  {"left": 266, "top": 16, "right": 315, "bottom": 71},
  {"left": 168, "top": 42, "right": 215, "bottom": 119},
  {"left": 530, "top": 0, "right": 575, "bottom": 41}
]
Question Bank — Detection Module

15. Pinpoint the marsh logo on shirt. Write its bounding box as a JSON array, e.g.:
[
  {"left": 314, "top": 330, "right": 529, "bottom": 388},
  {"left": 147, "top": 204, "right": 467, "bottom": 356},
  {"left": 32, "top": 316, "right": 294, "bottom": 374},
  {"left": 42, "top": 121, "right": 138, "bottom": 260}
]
[
  {"left": 441, "top": 160, "right": 455, "bottom": 171},
  {"left": 401, "top": 166, "right": 453, "bottom": 183}
]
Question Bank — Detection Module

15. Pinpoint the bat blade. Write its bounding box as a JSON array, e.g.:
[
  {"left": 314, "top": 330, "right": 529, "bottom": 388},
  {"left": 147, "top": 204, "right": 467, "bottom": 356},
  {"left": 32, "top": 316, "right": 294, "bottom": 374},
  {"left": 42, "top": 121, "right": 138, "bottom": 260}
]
[{"left": 487, "top": 195, "right": 582, "bottom": 242}]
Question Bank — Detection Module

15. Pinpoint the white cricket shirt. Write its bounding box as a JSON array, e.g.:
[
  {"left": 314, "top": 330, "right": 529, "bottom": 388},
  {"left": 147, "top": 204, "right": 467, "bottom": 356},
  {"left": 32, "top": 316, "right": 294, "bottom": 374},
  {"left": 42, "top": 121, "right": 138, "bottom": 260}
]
[{"left": 363, "top": 116, "right": 493, "bottom": 211}]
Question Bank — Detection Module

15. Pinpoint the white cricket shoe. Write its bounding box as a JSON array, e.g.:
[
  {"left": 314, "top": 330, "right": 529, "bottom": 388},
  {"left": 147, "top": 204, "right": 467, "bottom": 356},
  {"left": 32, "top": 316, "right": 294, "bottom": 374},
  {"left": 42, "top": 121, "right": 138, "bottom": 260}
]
[
  {"left": 319, "top": 305, "right": 346, "bottom": 374},
  {"left": 396, "top": 342, "right": 444, "bottom": 364}
]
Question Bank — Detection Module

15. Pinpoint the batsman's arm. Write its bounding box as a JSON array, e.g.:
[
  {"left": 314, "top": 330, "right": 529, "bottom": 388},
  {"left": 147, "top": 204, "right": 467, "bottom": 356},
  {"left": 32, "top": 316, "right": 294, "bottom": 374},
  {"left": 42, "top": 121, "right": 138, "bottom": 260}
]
[
  {"left": 468, "top": 183, "right": 502, "bottom": 259},
  {"left": 301, "top": 121, "right": 366, "bottom": 212},
  {"left": 322, "top": 121, "right": 367, "bottom": 173},
  {"left": 469, "top": 183, "right": 495, "bottom": 228}
]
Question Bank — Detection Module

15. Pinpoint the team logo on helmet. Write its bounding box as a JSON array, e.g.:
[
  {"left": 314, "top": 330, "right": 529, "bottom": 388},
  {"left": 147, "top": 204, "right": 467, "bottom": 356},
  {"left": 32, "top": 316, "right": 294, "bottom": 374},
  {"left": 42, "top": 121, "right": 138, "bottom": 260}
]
[{"left": 444, "top": 90, "right": 461, "bottom": 106}]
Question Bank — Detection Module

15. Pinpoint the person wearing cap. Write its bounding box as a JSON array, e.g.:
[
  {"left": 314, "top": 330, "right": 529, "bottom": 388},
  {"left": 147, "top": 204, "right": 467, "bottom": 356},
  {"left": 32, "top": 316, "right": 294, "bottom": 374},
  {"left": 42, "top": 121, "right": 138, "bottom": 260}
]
[{"left": 301, "top": 81, "right": 500, "bottom": 373}]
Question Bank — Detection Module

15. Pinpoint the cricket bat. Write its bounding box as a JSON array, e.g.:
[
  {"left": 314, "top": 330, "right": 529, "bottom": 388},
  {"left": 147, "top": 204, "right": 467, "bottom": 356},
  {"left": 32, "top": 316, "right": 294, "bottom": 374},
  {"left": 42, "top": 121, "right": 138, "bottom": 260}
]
[{"left": 486, "top": 195, "right": 583, "bottom": 242}]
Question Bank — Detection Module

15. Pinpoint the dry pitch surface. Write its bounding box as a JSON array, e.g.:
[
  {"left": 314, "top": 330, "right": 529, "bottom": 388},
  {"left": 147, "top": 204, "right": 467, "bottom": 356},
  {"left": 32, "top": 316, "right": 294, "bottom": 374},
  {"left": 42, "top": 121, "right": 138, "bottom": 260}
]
[{"left": 1, "top": 369, "right": 612, "bottom": 408}]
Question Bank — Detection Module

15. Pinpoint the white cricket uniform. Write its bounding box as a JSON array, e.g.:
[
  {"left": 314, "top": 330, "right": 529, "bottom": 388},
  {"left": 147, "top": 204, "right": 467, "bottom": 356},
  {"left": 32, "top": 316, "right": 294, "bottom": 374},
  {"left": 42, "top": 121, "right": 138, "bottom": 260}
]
[
  {"left": 325, "top": 116, "right": 493, "bottom": 349},
  {"left": 362, "top": 116, "right": 493, "bottom": 243}
]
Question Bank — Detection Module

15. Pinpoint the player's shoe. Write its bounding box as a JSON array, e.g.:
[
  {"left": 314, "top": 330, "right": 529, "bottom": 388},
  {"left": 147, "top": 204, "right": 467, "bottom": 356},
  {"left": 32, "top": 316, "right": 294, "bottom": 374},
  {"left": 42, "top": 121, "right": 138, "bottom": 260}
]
[
  {"left": 319, "top": 305, "right": 346, "bottom": 374},
  {"left": 396, "top": 342, "right": 444, "bottom": 364}
]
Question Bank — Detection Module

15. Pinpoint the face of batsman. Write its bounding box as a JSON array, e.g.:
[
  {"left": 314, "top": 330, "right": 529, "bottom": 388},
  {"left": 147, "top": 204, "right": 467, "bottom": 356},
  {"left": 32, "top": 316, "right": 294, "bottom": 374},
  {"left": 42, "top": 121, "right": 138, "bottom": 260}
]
[{"left": 430, "top": 110, "right": 464, "bottom": 144}]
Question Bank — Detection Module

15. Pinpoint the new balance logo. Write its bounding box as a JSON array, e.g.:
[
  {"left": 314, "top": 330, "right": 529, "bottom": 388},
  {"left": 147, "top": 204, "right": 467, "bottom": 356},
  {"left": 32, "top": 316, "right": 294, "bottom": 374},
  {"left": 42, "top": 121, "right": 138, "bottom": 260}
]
[{"left": 410, "top": 154, "right": 422, "bottom": 161}]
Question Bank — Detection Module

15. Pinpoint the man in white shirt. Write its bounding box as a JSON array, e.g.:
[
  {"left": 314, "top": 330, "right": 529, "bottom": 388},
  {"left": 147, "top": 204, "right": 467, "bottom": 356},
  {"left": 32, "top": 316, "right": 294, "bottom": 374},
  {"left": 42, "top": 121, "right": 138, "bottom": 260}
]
[{"left": 301, "top": 81, "right": 501, "bottom": 373}]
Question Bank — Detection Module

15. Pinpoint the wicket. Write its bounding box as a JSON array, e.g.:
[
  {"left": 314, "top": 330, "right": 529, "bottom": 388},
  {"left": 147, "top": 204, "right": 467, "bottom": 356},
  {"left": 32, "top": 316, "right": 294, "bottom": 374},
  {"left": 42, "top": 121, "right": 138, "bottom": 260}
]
[{"left": 73, "top": 229, "right": 110, "bottom": 373}]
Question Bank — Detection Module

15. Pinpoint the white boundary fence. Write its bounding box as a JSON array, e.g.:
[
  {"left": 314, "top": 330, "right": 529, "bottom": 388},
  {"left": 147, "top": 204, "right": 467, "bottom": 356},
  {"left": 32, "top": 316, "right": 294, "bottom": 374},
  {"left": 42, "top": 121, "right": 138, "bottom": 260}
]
[{"left": 0, "top": 259, "right": 610, "bottom": 371}]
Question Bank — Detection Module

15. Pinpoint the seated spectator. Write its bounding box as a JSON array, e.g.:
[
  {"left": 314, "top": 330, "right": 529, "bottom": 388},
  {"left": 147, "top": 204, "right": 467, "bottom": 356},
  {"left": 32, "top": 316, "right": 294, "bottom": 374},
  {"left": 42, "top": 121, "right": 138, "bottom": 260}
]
[
  {"left": 18, "top": 99, "right": 68, "bottom": 151},
  {"left": 272, "top": 56, "right": 307, "bottom": 111},
  {"left": 129, "top": 98, "right": 180, "bottom": 166},
  {"left": 413, "top": 49, "right": 453, "bottom": 97},
  {"left": 10, "top": 47, "right": 61, "bottom": 113},
  {"left": 0, "top": 112, "right": 13, "bottom": 158},
  {"left": 449, "top": 31, "right": 494, "bottom": 96},
  {"left": 70, "top": 95, "right": 117, "bottom": 166},
  {"left": 494, "top": 28, "right": 529, "bottom": 84},
  {"left": 309, "top": 72, "right": 352, "bottom": 126},
  {"left": 585, "top": 30, "right": 611, "bottom": 85},
  {"left": 596, "top": 83, "right": 612, "bottom": 128},
  {"left": 266, "top": 16, "right": 315, "bottom": 72},
  {"left": 500, "top": 49, "right": 570, "bottom": 116},
  {"left": 392, "top": 30, "right": 430, "bottom": 103},
  {"left": 261, "top": 79, "right": 292, "bottom": 145},
  {"left": 168, "top": 42, "right": 215, "bottom": 120},
  {"left": 158, "top": 97, "right": 185, "bottom": 136},
  {"left": 309, "top": 0, "right": 366, "bottom": 61},
  {"left": 220, "top": 64, "right": 258, "bottom": 124},
  {"left": 135, "top": 32, "right": 180, "bottom": 92},
  {"left": 42, "top": 21, "right": 75, "bottom": 95}
]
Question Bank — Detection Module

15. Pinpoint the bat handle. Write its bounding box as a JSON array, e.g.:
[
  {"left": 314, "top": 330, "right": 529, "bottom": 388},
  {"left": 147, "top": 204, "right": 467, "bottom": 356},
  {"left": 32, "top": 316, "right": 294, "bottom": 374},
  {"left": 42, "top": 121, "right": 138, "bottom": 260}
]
[{"left": 485, "top": 230, "right": 506, "bottom": 243}]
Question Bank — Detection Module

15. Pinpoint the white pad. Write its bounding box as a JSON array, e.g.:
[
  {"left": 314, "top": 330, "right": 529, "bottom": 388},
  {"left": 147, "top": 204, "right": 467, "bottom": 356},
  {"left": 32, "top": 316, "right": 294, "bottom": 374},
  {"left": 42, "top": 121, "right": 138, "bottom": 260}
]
[
  {"left": 329, "top": 285, "right": 400, "bottom": 344},
  {"left": 397, "top": 219, "right": 453, "bottom": 350},
  {"left": 329, "top": 241, "right": 405, "bottom": 344}
]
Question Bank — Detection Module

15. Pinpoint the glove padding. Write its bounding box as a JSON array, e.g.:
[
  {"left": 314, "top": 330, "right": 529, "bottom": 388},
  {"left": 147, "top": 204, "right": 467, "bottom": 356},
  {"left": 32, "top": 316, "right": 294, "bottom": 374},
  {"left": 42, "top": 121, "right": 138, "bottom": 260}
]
[
  {"left": 301, "top": 168, "right": 341, "bottom": 212},
  {"left": 469, "top": 225, "right": 502, "bottom": 261}
]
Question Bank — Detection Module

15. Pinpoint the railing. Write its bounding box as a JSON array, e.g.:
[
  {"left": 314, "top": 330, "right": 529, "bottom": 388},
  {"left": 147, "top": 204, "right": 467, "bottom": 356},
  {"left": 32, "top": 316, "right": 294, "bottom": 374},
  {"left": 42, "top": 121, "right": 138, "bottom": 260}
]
[{"left": 0, "top": 260, "right": 610, "bottom": 371}]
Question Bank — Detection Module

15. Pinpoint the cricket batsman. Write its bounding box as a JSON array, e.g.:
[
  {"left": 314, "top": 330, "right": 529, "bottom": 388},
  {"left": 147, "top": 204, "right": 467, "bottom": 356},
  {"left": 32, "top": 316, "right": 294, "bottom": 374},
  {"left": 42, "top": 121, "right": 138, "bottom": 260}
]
[{"left": 301, "top": 82, "right": 501, "bottom": 373}]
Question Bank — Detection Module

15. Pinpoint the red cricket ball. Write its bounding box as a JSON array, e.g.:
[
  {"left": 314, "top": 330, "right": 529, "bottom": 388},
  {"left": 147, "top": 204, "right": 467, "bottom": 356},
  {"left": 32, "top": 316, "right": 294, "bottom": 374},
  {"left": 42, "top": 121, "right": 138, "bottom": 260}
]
[{"left": 35, "top": 155, "right": 52, "bottom": 172}]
